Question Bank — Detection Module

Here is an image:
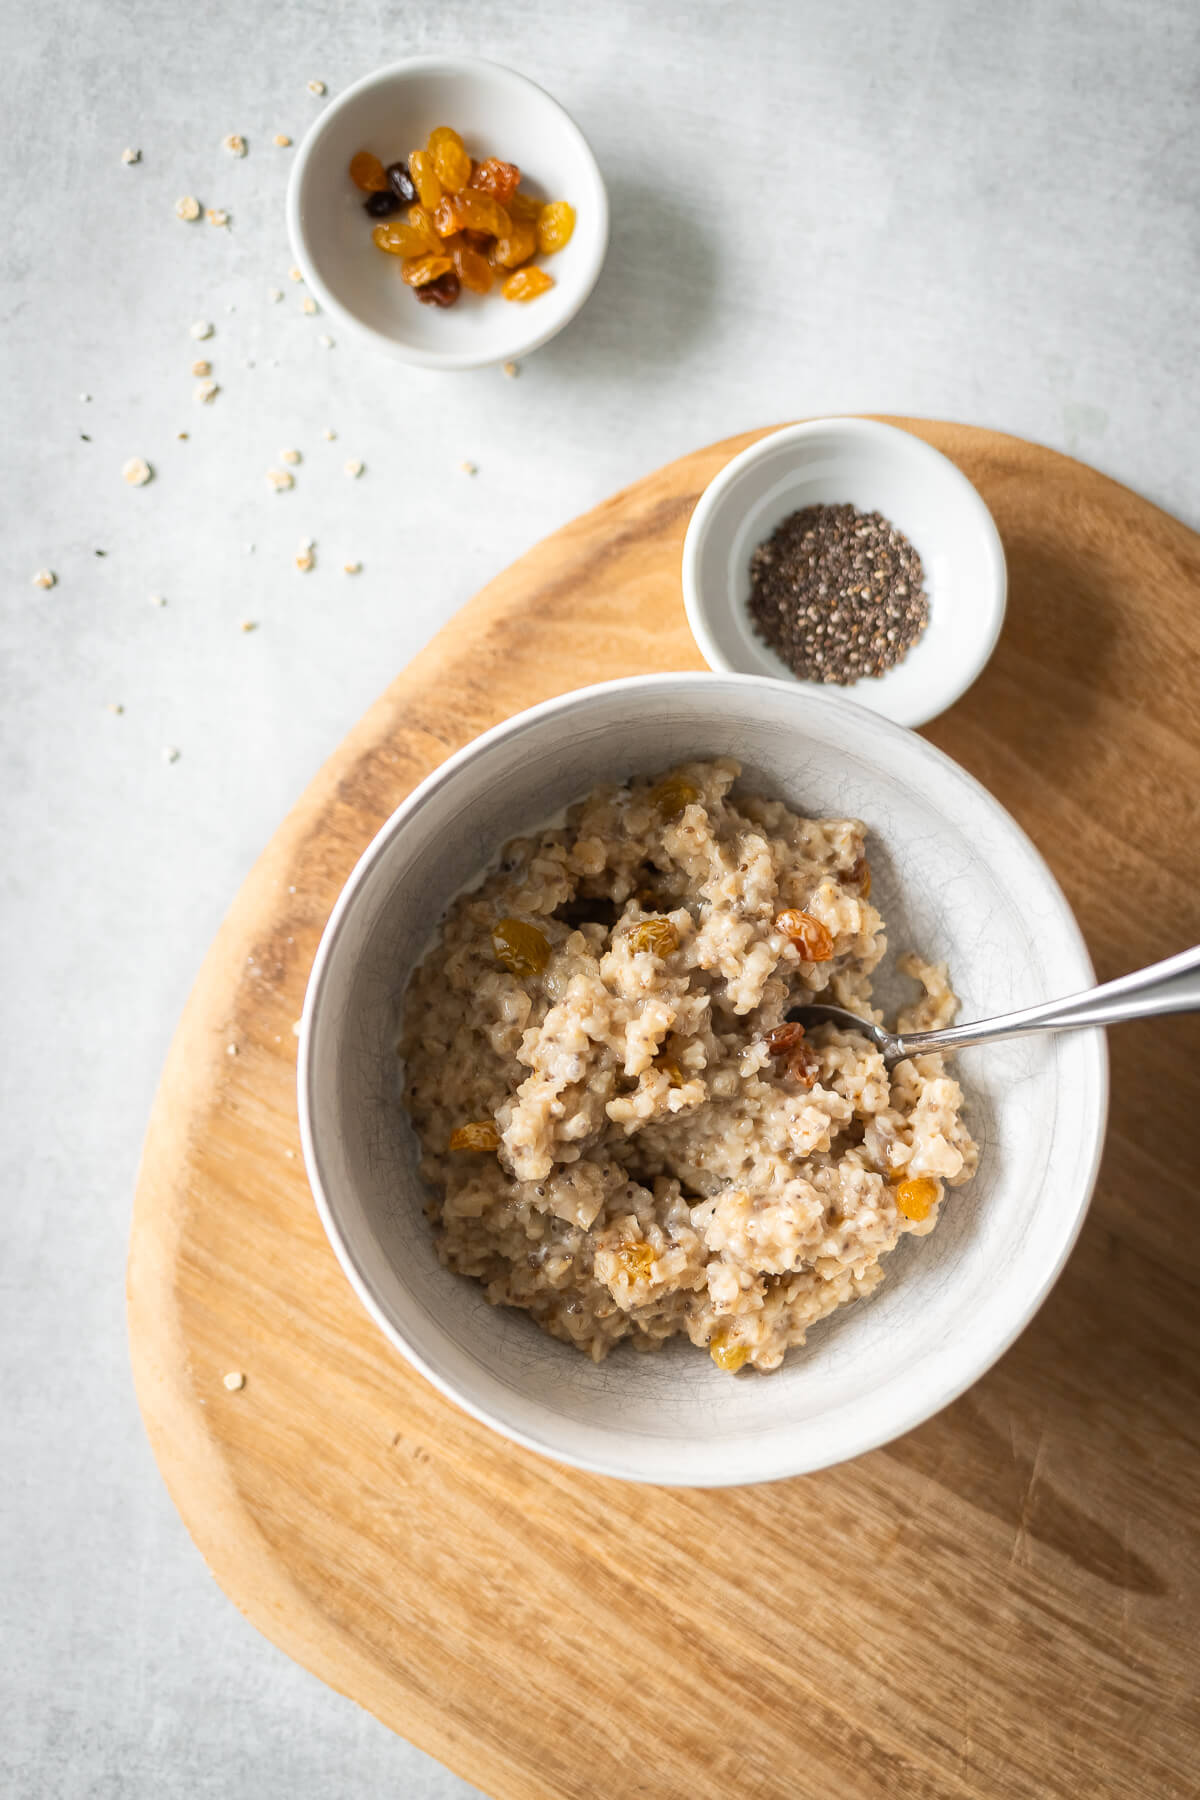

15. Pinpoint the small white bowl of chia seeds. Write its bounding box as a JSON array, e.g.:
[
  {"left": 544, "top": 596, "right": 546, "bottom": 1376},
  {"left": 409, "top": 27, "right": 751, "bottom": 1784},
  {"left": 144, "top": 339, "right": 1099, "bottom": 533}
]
[{"left": 681, "top": 418, "right": 1007, "bottom": 728}]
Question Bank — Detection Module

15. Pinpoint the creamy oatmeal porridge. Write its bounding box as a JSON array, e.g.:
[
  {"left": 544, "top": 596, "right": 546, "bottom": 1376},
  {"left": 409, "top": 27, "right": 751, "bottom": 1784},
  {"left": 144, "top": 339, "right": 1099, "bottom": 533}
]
[{"left": 400, "top": 759, "right": 977, "bottom": 1372}]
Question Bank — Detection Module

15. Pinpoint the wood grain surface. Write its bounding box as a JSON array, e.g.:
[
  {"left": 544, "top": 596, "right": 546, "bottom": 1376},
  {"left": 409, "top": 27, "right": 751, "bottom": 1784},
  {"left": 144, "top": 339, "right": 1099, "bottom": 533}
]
[{"left": 128, "top": 421, "right": 1200, "bottom": 1800}]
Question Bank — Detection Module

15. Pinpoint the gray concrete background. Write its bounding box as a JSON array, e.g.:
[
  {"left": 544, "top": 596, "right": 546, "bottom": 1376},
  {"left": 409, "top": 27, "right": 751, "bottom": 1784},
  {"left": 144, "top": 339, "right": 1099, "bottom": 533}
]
[{"left": 2, "top": 1, "right": 1197, "bottom": 1795}]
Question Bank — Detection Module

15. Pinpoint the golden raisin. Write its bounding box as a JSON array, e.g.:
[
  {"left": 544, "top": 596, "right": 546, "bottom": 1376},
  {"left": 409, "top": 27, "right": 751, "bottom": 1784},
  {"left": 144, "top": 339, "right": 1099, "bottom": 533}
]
[
  {"left": 448, "top": 1120, "right": 500, "bottom": 1152},
  {"left": 349, "top": 150, "right": 389, "bottom": 192},
  {"left": 763, "top": 1021, "right": 804, "bottom": 1055},
  {"left": 401, "top": 253, "right": 453, "bottom": 288},
  {"left": 452, "top": 241, "right": 493, "bottom": 294},
  {"left": 775, "top": 909, "right": 834, "bottom": 961},
  {"left": 434, "top": 137, "right": 472, "bottom": 192},
  {"left": 470, "top": 156, "right": 521, "bottom": 206},
  {"left": 615, "top": 1242, "right": 656, "bottom": 1279},
  {"left": 491, "top": 221, "right": 538, "bottom": 269},
  {"left": 502, "top": 266, "right": 555, "bottom": 302},
  {"left": 655, "top": 1056, "right": 686, "bottom": 1088},
  {"left": 372, "top": 220, "right": 434, "bottom": 259},
  {"left": 508, "top": 191, "right": 541, "bottom": 223},
  {"left": 406, "top": 204, "right": 443, "bottom": 252},
  {"left": 537, "top": 200, "right": 576, "bottom": 254},
  {"left": 787, "top": 1043, "right": 820, "bottom": 1088},
  {"left": 649, "top": 775, "right": 700, "bottom": 818},
  {"left": 426, "top": 125, "right": 464, "bottom": 157},
  {"left": 710, "top": 1328, "right": 750, "bottom": 1372},
  {"left": 625, "top": 917, "right": 679, "bottom": 957},
  {"left": 894, "top": 1176, "right": 939, "bottom": 1222},
  {"left": 492, "top": 917, "right": 552, "bottom": 977},
  {"left": 442, "top": 189, "right": 512, "bottom": 237},
  {"left": 409, "top": 149, "right": 443, "bottom": 210},
  {"left": 431, "top": 196, "right": 459, "bottom": 238}
]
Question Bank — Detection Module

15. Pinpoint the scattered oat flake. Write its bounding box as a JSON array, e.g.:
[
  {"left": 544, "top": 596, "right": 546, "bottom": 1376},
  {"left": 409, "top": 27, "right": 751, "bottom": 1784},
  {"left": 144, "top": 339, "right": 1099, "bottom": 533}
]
[
  {"left": 239, "top": 619, "right": 258, "bottom": 633},
  {"left": 223, "top": 1371, "right": 246, "bottom": 1391},
  {"left": 177, "top": 431, "right": 189, "bottom": 440},
  {"left": 280, "top": 448, "right": 301, "bottom": 465},
  {"left": 343, "top": 560, "right": 362, "bottom": 574},
  {"left": 307, "top": 78, "right": 326, "bottom": 95},
  {"left": 302, "top": 296, "right": 318, "bottom": 315},
  {"left": 32, "top": 569, "right": 56, "bottom": 589},
  {"left": 194, "top": 380, "right": 219, "bottom": 405},
  {"left": 222, "top": 134, "right": 247, "bottom": 157},
  {"left": 318, "top": 335, "right": 334, "bottom": 348},
  {"left": 191, "top": 359, "right": 211, "bottom": 377},
  {"left": 322, "top": 426, "right": 336, "bottom": 440},
  {"left": 299, "top": 536, "right": 315, "bottom": 551},
  {"left": 206, "top": 207, "right": 230, "bottom": 228},
  {"left": 226, "top": 1042, "right": 238, "bottom": 1056},
  {"left": 292, "top": 1019, "right": 302, "bottom": 1035},
  {"left": 344, "top": 458, "right": 363, "bottom": 478},
  {"left": 175, "top": 195, "right": 201, "bottom": 221},
  {"left": 295, "top": 547, "right": 315, "bottom": 572},
  {"left": 245, "top": 543, "right": 256, "bottom": 553},
  {"left": 190, "top": 320, "right": 214, "bottom": 340},
  {"left": 80, "top": 394, "right": 92, "bottom": 403},
  {"left": 266, "top": 468, "right": 294, "bottom": 492},
  {"left": 288, "top": 266, "right": 304, "bottom": 282},
  {"left": 243, "top": 358, "right": 255, "bottom": 369},
  {"left": 150, "top": 593, "right": 166, "bottom": 606},
  {"left": 162, "top": 745, "right": 180, "bottom": 764},
  {"left": 121, "top": 147, "right": 141, "bottom": 165},
  {"left": 107, "top": 702, "right": 125, "bottom": 715},
  {"left": 458, "top": 460, "right": 478, "bottom": 475},
  {"left": 123, "top": 457, "right": 153, "bottom": 486},
  {"left": 503, "top": 360, "right": 520, "bottom": 378},
  {"left": 267, "top": 288, "right": 283, "bottom": 303},
  {"left": 274, "top": 133, "right": 292, "bottom": 148}
]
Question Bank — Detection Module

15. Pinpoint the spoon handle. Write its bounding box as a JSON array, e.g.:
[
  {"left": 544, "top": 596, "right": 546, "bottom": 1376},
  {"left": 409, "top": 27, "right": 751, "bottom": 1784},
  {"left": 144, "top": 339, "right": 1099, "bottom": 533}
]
[{"left": 895, "top": 944, "right": 1200, "bottom": 1058}]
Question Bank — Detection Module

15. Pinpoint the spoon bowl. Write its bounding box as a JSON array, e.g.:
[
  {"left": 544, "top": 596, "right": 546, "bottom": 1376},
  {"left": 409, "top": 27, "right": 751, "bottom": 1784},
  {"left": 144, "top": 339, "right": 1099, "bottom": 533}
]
[{"left": 788, "top": 942, "right": 1200, "bottom": 1066}]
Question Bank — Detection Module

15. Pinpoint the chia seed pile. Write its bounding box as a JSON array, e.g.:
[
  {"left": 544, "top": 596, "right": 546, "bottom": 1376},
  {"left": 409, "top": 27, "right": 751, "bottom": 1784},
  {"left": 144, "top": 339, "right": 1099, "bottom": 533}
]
[{"left": 747, "top": 504, "right": 929, "bottom": 683}]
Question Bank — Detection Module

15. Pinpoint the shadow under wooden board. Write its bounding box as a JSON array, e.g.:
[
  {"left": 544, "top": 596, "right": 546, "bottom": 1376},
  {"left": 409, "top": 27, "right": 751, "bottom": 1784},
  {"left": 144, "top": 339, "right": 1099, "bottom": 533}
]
[{"left": 128, "top": 420, "right": 1200, "bottom": 1800}]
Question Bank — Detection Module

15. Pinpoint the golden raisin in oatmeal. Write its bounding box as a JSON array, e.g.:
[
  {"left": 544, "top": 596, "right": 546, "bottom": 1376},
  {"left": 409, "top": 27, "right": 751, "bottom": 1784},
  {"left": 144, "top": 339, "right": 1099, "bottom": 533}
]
[{"left": 400, "top": 760, "right": 978, "bottom": 1373}]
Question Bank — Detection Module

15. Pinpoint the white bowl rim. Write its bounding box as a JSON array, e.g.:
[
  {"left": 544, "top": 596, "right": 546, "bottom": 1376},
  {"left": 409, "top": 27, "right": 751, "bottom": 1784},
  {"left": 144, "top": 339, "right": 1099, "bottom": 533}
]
[
  {"left": 681, "top": 418, "right": 1008, "bottom": 729},
  {"left": 286, "top": 53, "right": 611, "bottom": 371},
  {"left": 298, "top": 671, "right": 1108, "bottom": 1486}
]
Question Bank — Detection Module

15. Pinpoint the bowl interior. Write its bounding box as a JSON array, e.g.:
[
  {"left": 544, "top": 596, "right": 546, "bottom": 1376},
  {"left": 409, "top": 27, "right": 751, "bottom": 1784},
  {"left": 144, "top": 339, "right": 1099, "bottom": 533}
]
[
  {"left": 301, "top": 676, "right": 1104, "bottom": 1486},
  {"left": 290, "top": 59, "right": 608, "bottom": 366},
  {"left": 685, "top": 423, "right": 1006, "bottom": 727}
]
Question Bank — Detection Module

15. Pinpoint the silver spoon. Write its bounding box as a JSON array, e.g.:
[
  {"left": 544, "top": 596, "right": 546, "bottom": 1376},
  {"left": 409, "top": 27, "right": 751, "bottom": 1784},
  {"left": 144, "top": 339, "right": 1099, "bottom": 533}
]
[{"left": 787, "top": 944, "right": 1200, "bottom": 1066}]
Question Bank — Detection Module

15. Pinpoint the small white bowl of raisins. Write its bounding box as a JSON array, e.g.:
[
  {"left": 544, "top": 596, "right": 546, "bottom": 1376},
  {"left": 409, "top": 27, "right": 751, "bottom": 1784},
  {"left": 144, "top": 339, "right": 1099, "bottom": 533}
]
[{"left": 288, "top": 56, "right": 609, "bottom": 369}]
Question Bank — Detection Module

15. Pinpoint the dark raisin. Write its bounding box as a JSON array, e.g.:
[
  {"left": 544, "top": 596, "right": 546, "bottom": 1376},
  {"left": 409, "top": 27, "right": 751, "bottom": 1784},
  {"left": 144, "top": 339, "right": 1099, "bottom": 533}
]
[
  {"left": 364, "top": 189, "right": 400, "bottom": 218},
  {"left": 414, "top": 270, "right": 461, "bottom": 307},
  {"left": 386, "top": 160, "right": 417, "bottom": 204}
]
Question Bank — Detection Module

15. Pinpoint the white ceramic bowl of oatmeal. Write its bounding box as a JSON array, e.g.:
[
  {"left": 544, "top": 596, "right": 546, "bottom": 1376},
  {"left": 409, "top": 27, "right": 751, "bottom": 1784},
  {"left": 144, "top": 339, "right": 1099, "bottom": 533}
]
[{"left": 299, "top": 674, "right": 1107, "bottom": 1486}]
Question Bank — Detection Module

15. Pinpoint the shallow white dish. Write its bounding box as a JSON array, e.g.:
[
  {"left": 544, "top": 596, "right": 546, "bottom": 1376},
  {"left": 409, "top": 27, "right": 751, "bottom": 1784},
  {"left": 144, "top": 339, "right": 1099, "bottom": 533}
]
[
  {"left": 682, "top": 419, "right": 1007, "bottom": 728},
  {"left": 299, "top": 673, "right": 1106, "bottom": 1487},
  {"left": 287, "top": 56, "right": 609, "bottom": 370}
]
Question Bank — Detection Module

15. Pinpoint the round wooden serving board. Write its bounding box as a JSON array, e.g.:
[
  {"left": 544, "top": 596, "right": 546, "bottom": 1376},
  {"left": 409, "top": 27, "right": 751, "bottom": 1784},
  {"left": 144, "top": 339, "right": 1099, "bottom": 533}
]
[{"left": 129, "top": 422, "right": 1200, "bottom": 1800}]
